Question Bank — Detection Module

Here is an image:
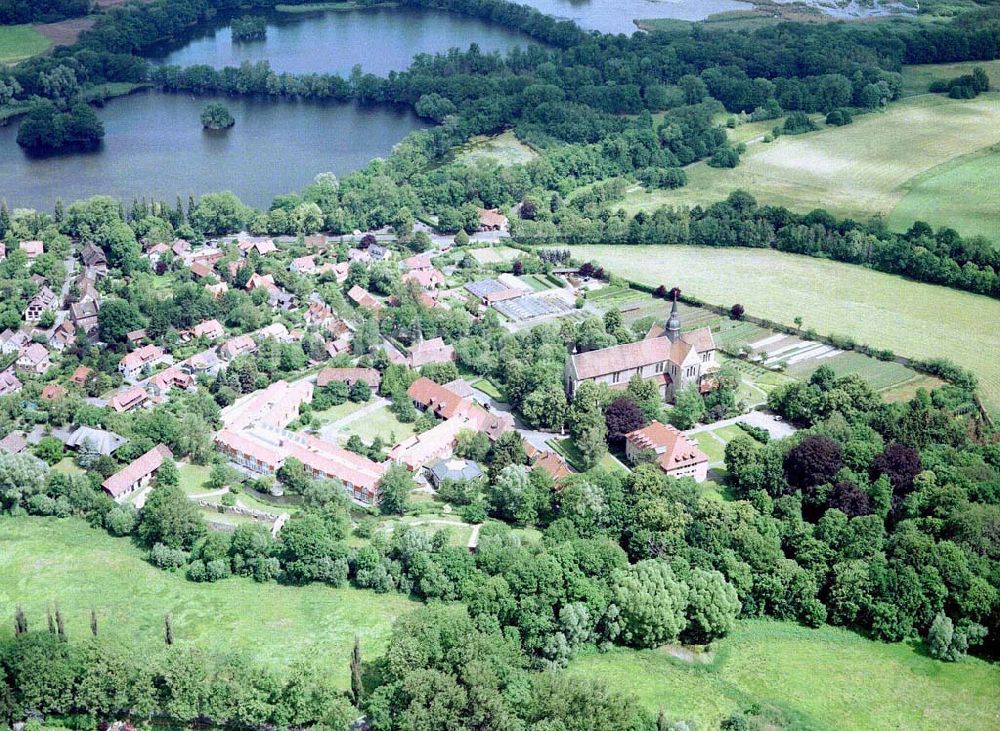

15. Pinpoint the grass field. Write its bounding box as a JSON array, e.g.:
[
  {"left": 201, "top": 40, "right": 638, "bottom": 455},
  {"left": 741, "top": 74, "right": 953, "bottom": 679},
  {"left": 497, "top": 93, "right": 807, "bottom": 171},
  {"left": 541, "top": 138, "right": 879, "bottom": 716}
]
[
  {"left": 887, "top": 143, "right": 1000, "bottom": 242},
  {"left": 0, "top": 24, "right": 52, "bottom": 63},
  {"left": 617, "top": 94, "right": 1000, "bottom": 241},
  {"left": 566, "top": 245, "right": 1000, "bottom": 416},
  {"left": 566, "top": 620, "right": 1000, "bottom": 730},
  {"left": 900, "top": 59, "right": 1000, "bottom": 97},
  {"left": 0, "top": 516, "right": 415, "bottom": 684}
]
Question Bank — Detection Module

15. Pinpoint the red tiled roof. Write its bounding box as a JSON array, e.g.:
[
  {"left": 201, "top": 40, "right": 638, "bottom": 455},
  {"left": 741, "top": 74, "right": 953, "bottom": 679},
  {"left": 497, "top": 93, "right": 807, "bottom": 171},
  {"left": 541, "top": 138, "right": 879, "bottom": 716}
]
[
  {"left": 110, "top": 385, "right": 148, "bottom": 413},
  {"left": 316, "top": 367, "right": 380, "bottom": 389},
  {"left": 626, "top": 421, "right": 708, "bottom": 473},
  {"left": 408, "top": 337, "right": 455, "bottom": 368},
  {"left": 102, "top": 444, "right": 171, "bottom": 498}
]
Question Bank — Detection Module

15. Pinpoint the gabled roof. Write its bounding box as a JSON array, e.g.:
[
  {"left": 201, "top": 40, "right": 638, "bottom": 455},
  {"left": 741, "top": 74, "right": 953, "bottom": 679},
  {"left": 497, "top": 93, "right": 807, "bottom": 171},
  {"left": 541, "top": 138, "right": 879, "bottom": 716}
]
[
  {"left": 110, "top": 385, "right": 148, "bottom": 413},
  {"left": 316, "top": 367, "right": 380, "bottom": 389},
  {"left": 408, "top": 337, "right": 455, "bottom": 368},
  {"left": 102, "top": 444, "right": 172, "bottom": 498},
  {"left": 626, "top": 420, "right": 708, "bottom": 473}
]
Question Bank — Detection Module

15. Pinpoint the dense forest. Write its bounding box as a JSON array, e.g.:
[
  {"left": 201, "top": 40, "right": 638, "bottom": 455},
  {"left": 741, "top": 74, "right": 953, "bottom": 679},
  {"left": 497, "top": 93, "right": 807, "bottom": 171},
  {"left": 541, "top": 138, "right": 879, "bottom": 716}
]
[{"left": 0, "top": 0, "right": 88, "bottom": 24}]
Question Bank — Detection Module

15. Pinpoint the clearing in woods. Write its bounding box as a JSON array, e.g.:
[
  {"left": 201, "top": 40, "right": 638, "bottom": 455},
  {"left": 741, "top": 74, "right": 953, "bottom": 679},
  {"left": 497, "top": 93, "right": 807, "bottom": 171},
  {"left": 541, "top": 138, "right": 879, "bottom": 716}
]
[
  {"left": 617, "top": 94, "right": 1000, "bottom": 241},
  {"left": 565, "top": 245, "right": 1000, "bottom": 417}
]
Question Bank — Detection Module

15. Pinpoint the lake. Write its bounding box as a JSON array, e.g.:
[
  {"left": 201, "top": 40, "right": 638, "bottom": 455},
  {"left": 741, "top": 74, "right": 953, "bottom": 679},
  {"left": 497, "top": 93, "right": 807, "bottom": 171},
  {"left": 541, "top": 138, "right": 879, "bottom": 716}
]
[
  {"left": 147, "top": 6, "right": 541, "bottom": 77},
  {"left": 0, "top": 91, "right": 429, "bottom": 211},
  {"left": 514, "top": 0, "right": 755, "bottom": 34}
]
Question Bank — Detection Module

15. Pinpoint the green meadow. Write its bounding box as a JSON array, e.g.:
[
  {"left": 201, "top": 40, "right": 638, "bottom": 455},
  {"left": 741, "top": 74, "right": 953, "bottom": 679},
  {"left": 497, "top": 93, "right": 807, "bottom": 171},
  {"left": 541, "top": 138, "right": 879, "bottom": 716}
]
[
  {"left": 566, "top": 621, "right": 1000, "bottom": 730},
  {"left": 0, "top": 516, "right": 416, "bottom": 686}
]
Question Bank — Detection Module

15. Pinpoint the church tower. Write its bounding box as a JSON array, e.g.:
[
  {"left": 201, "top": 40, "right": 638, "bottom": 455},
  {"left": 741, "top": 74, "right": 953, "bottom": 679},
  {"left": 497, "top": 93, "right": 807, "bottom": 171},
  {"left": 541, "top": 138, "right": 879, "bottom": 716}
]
[{"left": 665, "top": 291, "right": 681, "bottom": 342}]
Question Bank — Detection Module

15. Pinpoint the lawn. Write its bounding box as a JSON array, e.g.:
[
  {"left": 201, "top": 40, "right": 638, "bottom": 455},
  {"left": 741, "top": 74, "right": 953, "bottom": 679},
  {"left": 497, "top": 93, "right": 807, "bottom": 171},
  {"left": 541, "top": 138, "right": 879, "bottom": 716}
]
[
  {"left": 784, "top": 350, "right": 919, "bottom": 391},
  {"left": 0, "top": 516, "right": 416, "bottom": 685},
  {"left": 345, "top": 405, "right": 416, "bottom": 445},
  {"left": 51, "top": 457, "right": 83, "bottom": 476},
  {"left": 548, "top": 437, "right": 628, "bottom": 473},
  {"left": 311, "top": 399, "right": 367, "bottom": 425},
  {"left": 692, "top": 432, "right": 726, "bottom": 465},
  {"left": 470, "top": 246, "right": 521, "bottom": 264},
  {"left": 470, "top": 377, "right": 504, "bottom": 401},
  {"left": 177, "top": 462, "right": 213, "bottom": 496},
  {"left": 565, "top": 620, "right": 1000, "bottom": 730},
  {"left": 615, "top": 94, "right": 1000, "bottom": 240},
  {"left": 0, "top": 24, "right": 52, "bottom": 63},
  {"left": 566, "top": 245, "right": 1000, "bottom": 418}
]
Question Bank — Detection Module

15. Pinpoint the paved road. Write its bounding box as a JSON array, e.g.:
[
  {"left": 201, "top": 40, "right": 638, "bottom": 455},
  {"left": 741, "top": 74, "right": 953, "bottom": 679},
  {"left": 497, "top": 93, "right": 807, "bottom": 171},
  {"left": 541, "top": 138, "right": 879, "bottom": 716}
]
[{"left": 685, "top": 410, "right": 796, "bottom": 440}]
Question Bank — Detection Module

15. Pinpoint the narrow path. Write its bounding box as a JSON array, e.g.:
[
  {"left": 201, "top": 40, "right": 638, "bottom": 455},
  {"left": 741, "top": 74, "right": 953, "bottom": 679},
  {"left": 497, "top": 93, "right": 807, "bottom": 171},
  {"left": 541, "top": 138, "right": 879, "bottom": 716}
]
[
  {"left": 467, "top": 523, "right": 482, "bottom": 551},
  {"left": 189, "top": 487, "right": 229, "bottom": 499}
]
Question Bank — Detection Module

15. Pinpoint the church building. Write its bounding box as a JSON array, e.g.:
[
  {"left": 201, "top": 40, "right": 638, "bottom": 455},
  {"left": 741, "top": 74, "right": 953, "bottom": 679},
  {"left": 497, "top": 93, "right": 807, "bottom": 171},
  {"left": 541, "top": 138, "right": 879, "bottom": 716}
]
[{"left": 564, "top": 294, "right": 717, "bottom": 402}]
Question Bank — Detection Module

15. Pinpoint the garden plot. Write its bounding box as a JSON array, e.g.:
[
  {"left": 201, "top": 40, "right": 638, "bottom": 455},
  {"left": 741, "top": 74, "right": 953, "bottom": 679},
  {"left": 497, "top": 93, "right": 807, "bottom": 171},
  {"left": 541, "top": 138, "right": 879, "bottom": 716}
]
[{"left": 750, "top": 334, "right": 842, "bottom": 369}]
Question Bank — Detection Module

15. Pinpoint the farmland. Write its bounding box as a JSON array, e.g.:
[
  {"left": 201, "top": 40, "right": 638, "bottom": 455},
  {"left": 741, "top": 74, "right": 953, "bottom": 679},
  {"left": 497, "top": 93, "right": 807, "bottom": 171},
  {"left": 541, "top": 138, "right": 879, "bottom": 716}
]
[
  {"left": 567, "top": 245, "right": 1000, "bottom": 416},
  {"left": 0, "top": 516, "right": 416, "bottom": 685},
  {"left": 617, "top": 94, "right": 1000, "bottom": 242},
  {"left": 0, "top": 24, "right": 52, "bottom": 63},
  {"left": 566, "top": 620, "right": 1000, "bottom": 730},
  {"left": 900, "top": 59, "right": 1000, "bottom": 97}
]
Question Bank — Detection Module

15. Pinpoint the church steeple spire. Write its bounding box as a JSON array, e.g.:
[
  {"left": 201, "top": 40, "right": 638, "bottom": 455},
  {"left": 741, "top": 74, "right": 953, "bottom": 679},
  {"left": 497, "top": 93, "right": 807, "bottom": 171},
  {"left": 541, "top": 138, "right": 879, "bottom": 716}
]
[{"left": 666, "top": 290, "right": 681, "bottom": 342}]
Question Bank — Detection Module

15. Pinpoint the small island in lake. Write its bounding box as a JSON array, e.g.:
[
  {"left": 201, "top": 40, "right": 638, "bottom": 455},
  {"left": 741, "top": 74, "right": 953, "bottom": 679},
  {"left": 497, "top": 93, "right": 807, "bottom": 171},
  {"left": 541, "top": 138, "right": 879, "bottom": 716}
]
[
  {"left": 200, "top": 102, "right": 235, "bottom": 130},
  {"left": 231, "top": 15, "right": 267, "bottom": 42},
  {"left": 16, "top": 102, "right": 105, "bottom": 153}
]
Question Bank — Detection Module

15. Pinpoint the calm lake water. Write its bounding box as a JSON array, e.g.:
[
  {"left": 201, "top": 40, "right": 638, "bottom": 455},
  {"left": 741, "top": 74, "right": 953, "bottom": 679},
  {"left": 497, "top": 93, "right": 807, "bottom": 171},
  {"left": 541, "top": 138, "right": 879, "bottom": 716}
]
[
  {"left": 0, "top": 91, "right": 428, "bottom": 211},
  {"left": 515, "top": 0, "right": 754, "bottom": 33},
  {"left": 147, "top": 7, "right": 541, "bottom": 76}
]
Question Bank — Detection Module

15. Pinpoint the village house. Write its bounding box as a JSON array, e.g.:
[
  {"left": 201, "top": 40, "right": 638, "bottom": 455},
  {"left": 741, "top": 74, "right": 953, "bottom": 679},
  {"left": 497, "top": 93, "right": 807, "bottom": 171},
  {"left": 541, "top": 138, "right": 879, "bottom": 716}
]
[
  {"left": 171, "top": 239, "right": 192, "bottom": 258},
  {"left": 402, "top": 267, "right": 445, "bottom": 289},
  {"left": 69, "top": 300, "right": 100, "bottom": 335},
  {"left": 40, "top": 383, "right": 67, "bottom": 401},
  {"left": 148, "top": 367, "right": 194, "bottom": 397},
  {"left": 532, "top": 451, "right": 573, "bottom": 482},
  {"left": 238, "top": 236, "right": 277, "bottom": 257},
  {"left": 0, "top": 431, "right": 27, "bottom": 455},
  {"left": 0, "top": 369, "right": 22, "bottom": 396},
  {"left": 329, "top": 261, "right": 350, "bottom": 283},
  {"left": 217, "top": 334, "right": 257, "bottom": 362},
  {"left": 19, "top": 240, "right": 43, "bottom": 261},
  {"left": 407, "top": 337, "right": 456, "bottom": 368},
  {"left": 110, "top": 385, "right": 149, "bottom": 413},
  {"left": 406, "top": 377, "right": 514, "bottom": 442},
  {"left": 24, "top": 286, "right": 58, "bottom": 323},
  {"left": 402, "top": 253, "right": 434, "bottom": 271},
  {"left": 64, "top": 425, "right": 127, "bottom": 456},
  {"left": 126, "top": 328, "right": 148, "bottom": 347},
  {"left": 70, "top": 365, "right": 93, "bottom": 386},
  {"left": 16, "top": 343, "right": 52, "bottom": 375},
  {"left": 0, "top": 243, "right": 5, "bottom": 260},
  {"left": 118, "top": 344, "right": 166, "bottom": 379},
  {"left": 624, "top": 420, "right": 709, "bottom": 482},
  {"left": 188, "top": 247, "right": 223, "bottom": 268},
  {"left": 190, "top": 262, "right": 215, "bottom": 279},
  {"left": 188, "top": 319, "right": 224, "bottom": 341},
  {"left": 465, "top": 279, "right": 523, "bottom": 306},
  {"left": 477, "top": 208, "right": 509, "bottom": 233},
  {"left": 347, "top": 285, "right": 383, "bottom": 311},
  {"left": 48, "top": 321, "right": 76, "bottom": 351},
  {"left": 205, "top": 281, "right": 229, "bottom": 299},
  {"left": 564, "top": 295, "right": 716, "bottom": 403},
  {"left": 144, "top": 242, "right": 169, "bottom": 266},
  {"left": 290, "top": 255, "right": 317, "bottom": 274},
  {"left": 70, "top": 273, "right": 101, "bottom": 307},
  {"left": 102, "top": 444, "right": 172, "bottom": 501},
  {"left": 182, "top": 349, "right": 221, "bottom": 376},
  {"left": 80, "top": 243, "right": 108, "bottom": 276},
  {"left": 316, "top": 367, "right": 380, "bottom": 391},
  {"left": 0, "top": 329, "right": 30, "bottom": 356},
  {"left": 246, "top": 272, "right": 277, "bottom": 293}
]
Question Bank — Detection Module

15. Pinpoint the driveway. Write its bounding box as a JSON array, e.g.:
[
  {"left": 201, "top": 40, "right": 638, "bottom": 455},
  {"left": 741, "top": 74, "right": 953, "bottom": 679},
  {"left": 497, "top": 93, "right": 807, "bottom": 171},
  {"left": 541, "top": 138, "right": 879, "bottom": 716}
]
[{"left": 685, "top": 410, "right": 796, "bottom": 440}]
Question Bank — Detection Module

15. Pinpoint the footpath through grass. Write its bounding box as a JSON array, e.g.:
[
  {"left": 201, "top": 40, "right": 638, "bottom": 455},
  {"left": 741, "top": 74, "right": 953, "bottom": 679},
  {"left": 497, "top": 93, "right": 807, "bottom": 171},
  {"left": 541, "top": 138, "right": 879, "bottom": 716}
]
[
  {"left": 566, "top": 620, "right": 1000, "bottom": 730},
  {"left": 566, "top": 245, "right": 1000, "bottom": 418},
  {"left": 0, "top": 516, "right": 416, "bottom": 686},
  {"left": 0, "top": 25, "right": 52, "bottom": 63}
]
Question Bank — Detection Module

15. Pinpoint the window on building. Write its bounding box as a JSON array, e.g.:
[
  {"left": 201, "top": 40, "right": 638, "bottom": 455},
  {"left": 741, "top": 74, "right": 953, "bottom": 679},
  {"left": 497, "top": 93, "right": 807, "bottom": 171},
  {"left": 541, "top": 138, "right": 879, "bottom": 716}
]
[
  {"left": 655, "top": 361, "right": 663, "bottom": 373},
  {"left": 612, "top": 371, "right": 620, "bottom": 384}
]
